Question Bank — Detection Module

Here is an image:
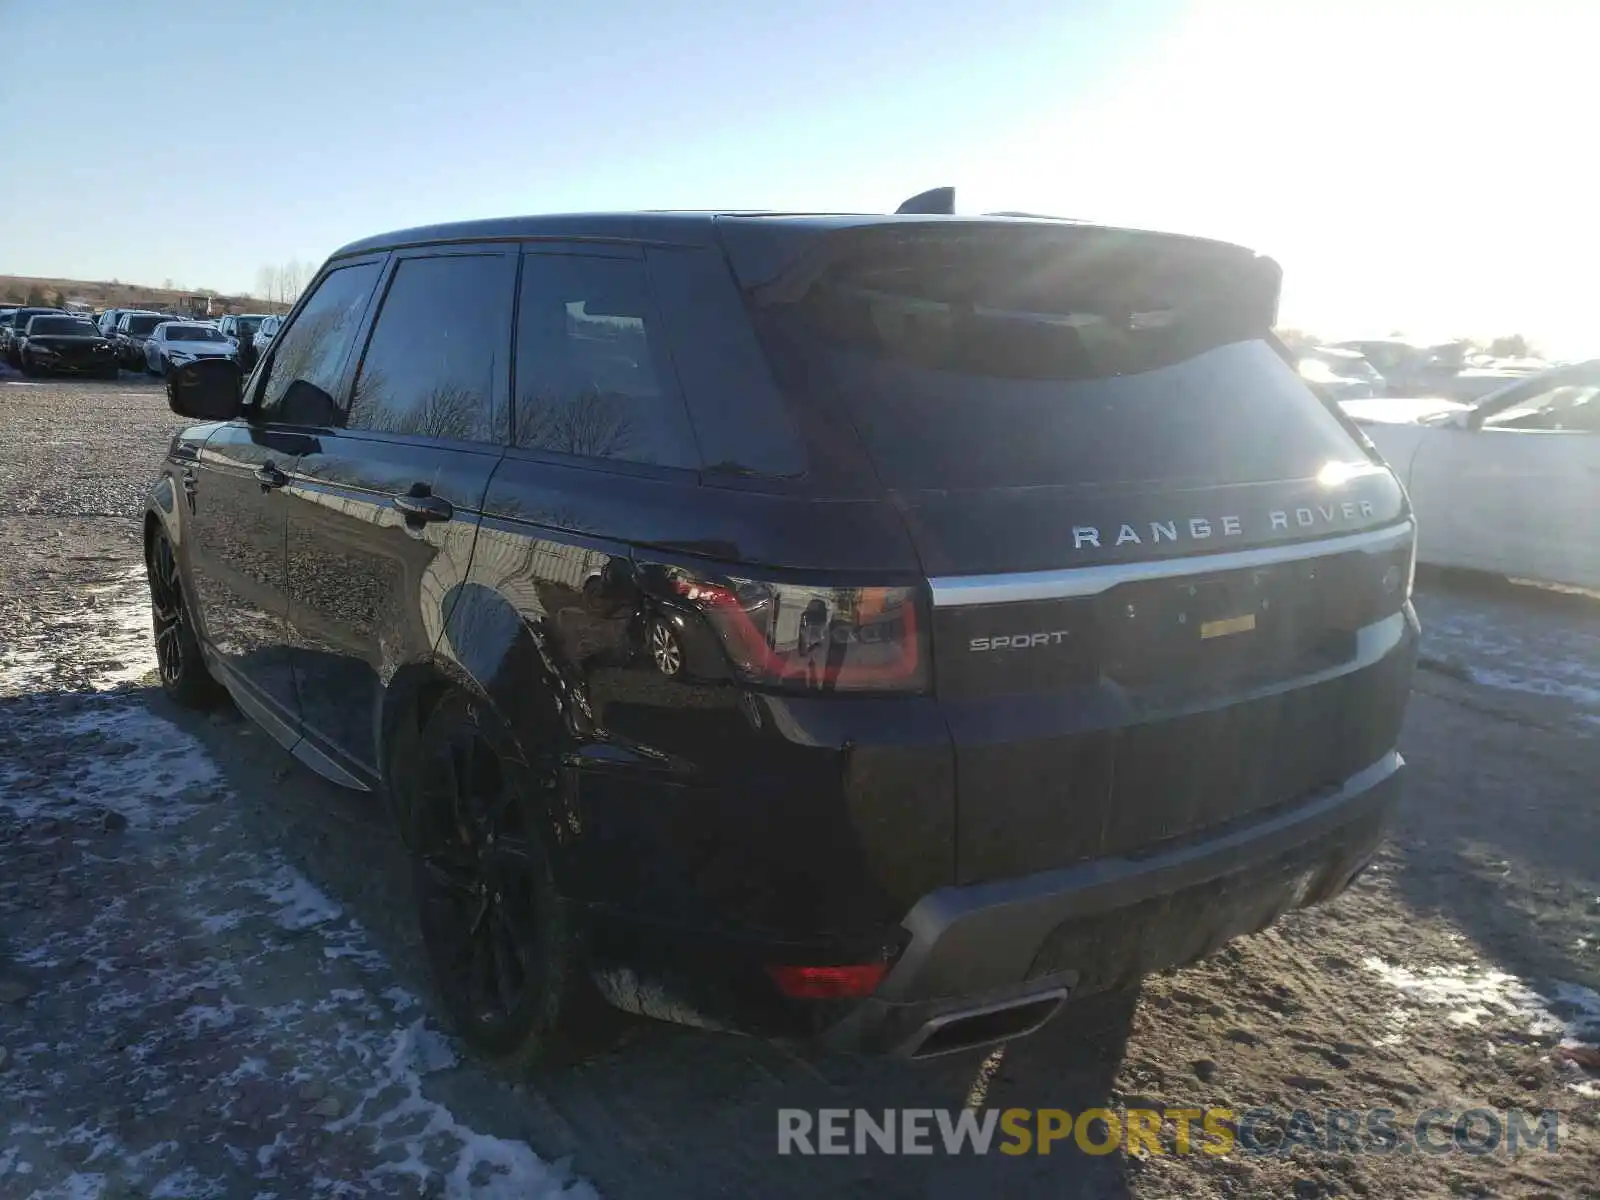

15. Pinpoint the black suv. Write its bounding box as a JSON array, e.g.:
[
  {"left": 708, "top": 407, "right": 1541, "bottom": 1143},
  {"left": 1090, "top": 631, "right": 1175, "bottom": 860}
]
[
  {"left": 145, "top": 210, "right": 1417, "bottom": 1065},
  {"left": 113, "top": 311, "right": 167, "bottom": 369},
  {"left": 2, "top": 306, "right": 65, "bottom": 366}
]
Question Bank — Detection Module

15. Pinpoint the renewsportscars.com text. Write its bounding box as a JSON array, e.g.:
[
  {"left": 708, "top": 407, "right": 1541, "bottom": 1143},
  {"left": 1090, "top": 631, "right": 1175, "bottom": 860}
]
[{"left": 777, "top": 1106, "right": 1561, "bottom": 1157}]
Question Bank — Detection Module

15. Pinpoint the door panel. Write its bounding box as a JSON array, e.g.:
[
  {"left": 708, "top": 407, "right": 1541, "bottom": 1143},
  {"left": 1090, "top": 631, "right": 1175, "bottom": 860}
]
[
  {"left": 285, "top": 435, "right": 499, "bottom": 780},
  {"left": 1412, "top": 427, "right": 1598, "bottom": 585},
  {"left": 1405, "top": 427, "right": 1477, "bottom": 569},
  {"left": 282, "top": 246, "right": 517, "bottom": 780},
  {"left": 185, "top": 423, "right": 303, "bottom": 723}
]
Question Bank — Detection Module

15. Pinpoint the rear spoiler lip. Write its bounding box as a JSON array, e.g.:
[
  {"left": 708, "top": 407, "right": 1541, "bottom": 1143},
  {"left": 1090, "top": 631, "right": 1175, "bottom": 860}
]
[{"left": 715, "top": 215, "right": 1280, "bottom": 312}]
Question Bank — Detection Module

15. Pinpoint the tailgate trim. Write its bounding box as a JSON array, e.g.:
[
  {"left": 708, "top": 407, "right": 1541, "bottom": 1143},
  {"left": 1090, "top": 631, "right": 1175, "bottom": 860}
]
[{"left": 928, "top": 521, "right": 1413, "bottom": 607}]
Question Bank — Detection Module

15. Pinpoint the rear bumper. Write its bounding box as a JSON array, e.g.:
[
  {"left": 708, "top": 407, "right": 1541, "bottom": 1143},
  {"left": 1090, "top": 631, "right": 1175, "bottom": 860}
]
[{"left": 824, "top": 749, "right": 1402, "bottom": 1056}]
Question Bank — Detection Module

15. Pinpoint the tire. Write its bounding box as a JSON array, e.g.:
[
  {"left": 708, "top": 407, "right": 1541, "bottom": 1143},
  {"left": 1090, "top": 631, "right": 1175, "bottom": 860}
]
[
  {"left": 19, "top": 355, "right": 38, "bottom": 377},
  {"left": 405, "top": 690, "right": 595, "bottom": 1069},
  {"left": 146, "top": 355, "right": 161, "bottom": 377},
  {"left": 147, "top": 530, "right": 223, "bottom": 708},
  {"left": 100, "top": 366, "right": 119, "bottom": 381},
  {"left": 646, "top": 616, "right": 684, "bottom": 677}
]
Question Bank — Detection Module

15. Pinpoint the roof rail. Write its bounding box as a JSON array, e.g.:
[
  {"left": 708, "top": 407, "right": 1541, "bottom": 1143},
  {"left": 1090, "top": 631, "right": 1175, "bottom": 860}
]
[{"left": 895, "top": 187, "right": 955, "bottom": 215}]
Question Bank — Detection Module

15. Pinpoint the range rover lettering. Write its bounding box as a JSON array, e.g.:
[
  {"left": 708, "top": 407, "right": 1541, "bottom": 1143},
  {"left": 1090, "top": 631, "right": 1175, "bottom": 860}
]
[{"left": 144, "top": 204, "right": 1418, "bottom": 1065}]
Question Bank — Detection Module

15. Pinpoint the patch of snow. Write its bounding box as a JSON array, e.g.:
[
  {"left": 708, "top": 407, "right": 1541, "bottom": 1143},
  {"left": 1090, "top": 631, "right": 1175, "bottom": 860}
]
[
  {"left": 1465, "top": 664, "right": 1600, "bottom": 708},
  {"left": 1419, "top": 591, "right": 1600, "bottom": 716},
  {"left": 1365, "top": 957, "right": 1562, "bottom": 1031},
  {"left": 328, "top": 1020, "right": 594, "bottom": 1200},
  {"left": 1365, "top": 957, "right": 1600, "bottom": 1094},
  {"left": 253, "top": 865, "right": 343, "bottom": 932},
  {"left": 383, "top": 985, "right": 422, "bottom": 1013},
  {"left": 50, "top": 1174, "right": 109, "bottom": 1200},
  {"left": 149, "top": 1166, "right": 229, "bottom": 1198},
  {"left": 81, "top": 567, "right": 162, "bottom": 688},
  {"left": 1, "top": 567, "right": 598, "bottom": 1197},
  {"left": 0, "top": 699, "right": 222, "bottom": 827}
]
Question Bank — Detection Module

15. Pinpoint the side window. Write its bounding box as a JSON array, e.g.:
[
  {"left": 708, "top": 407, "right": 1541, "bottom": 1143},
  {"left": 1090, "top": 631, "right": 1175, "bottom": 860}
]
[
  {"left": 513, "top": 253, "right": 699, "bottom": 469},
  {"left": 346, "top": 254, "right": 512, "bottom": 443},
  {"left": 646, "top": 247, "right": 805, "bottom": 477},
  {"left": 258, "top": 260, "right": 382, "bottom": 425}
]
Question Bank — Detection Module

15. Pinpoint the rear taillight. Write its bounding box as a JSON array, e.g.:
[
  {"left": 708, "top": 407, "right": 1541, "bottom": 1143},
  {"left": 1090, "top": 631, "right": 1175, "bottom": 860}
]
[
  {"left": 1325, "top": 531, "right": 1416, "bottom": 630},
  {"left": 767, "top": 963, "right": 887, "bottom": 999},
  {"left": 668, "top": 572, "right": 927, "bottom": 693}
]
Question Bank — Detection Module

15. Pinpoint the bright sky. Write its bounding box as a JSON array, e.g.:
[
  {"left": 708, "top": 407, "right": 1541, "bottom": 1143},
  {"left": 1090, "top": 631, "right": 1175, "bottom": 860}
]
[{"left": 0, "top": 0, "right": 1592, "bottom": 354}]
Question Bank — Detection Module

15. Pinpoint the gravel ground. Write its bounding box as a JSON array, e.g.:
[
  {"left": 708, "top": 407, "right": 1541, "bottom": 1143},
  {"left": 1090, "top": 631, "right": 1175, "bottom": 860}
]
[{"left": 0, "top": 375, "right": 1596, "bottom": 1199}]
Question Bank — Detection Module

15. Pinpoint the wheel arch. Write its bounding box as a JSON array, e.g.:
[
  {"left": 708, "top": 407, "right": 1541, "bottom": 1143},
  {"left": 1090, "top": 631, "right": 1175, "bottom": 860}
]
[{"left": 377, "top": 628, "right": 580, "bottom": 891}]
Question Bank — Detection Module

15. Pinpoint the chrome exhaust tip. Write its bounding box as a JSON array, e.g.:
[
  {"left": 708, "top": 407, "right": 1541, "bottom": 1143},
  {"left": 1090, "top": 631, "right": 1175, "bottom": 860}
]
[{"left": 898, "top": 987, "right": 1070, "bottom": 1059}]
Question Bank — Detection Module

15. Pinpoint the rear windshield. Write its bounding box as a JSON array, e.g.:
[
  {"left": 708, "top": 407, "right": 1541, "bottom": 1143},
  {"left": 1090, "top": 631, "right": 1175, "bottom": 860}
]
[
  {"left": 235, "top": 317, "right": 262, "bottom": 334},
  {"left": 124, "top": 315, "right": 162, "bottom": 335},
  {"left": 28, "top": 317, "right": 95, "bottom": 336},
  {"left": 754, "top": 227, "right": 1363, "bottom": 490}
]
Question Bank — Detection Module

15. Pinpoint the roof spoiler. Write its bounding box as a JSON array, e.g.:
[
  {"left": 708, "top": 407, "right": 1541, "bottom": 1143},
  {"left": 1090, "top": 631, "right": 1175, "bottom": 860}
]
[{"left": 895, "top": 187, "right": 955, "bottom": 215}]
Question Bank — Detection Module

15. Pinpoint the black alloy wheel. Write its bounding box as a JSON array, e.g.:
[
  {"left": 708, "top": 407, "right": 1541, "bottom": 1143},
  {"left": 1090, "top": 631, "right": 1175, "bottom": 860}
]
[
  {"left": 148, "top": 532, "right": 221, "bottom": 707},
  {"left": 409, "top": 691, "right": 591, "bottom": 1068}
]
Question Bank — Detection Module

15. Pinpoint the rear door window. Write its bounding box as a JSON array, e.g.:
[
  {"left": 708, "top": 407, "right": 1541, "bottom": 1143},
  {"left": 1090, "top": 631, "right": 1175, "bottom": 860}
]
[
  {"left": 753, "top": 226, "right": 1362, "bottom": 491},
  {"left": 346, "top": 253, "right": 514, "bottom": 443},
  {"left": 512, "top": 252, "right": 699, "bottom": 470}
]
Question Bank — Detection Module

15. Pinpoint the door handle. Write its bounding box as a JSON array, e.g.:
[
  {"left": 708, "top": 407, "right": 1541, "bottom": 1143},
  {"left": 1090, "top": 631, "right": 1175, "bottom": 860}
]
[
  {"left": 254, "top": 461, "right": 289, "bottom": 490},
  {"left": 392, "top": 488, "right": 454, "bottom": 523}
]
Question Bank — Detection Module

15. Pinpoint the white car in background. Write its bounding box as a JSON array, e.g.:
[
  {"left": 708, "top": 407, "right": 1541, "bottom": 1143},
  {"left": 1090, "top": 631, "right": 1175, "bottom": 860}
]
[
  {"left": 1342, "top": 360, "right": 1600, "bottom": 588},
  {"left": 1297, "top": 346, "right": 1384, "bottom": 400},
  {"left": 143, "top": 321, "right": 239, "bottom": 377}
]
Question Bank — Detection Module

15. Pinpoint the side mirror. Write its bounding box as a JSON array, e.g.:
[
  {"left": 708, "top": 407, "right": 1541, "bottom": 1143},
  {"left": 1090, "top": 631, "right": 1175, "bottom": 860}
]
[{"left": 166, "top": 358, "right": 242, "bottom": 421}]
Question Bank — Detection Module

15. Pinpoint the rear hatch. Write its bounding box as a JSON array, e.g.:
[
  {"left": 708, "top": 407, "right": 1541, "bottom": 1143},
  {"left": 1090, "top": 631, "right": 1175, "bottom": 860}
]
[{"left": 724, "top": 218, "right": 1414, "bottom": 884}]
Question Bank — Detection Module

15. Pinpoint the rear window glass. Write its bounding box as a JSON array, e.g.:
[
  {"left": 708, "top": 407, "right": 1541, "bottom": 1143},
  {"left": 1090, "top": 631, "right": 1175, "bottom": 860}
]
[
  {"left": 755, "top": 228, "right": 1362, "bottom": 490},
  {"left": 125, "top": 315, "right": 162, "bottom": 335},
  {"left": 28, "top": 317, "right": 94, "bottom": 336}
]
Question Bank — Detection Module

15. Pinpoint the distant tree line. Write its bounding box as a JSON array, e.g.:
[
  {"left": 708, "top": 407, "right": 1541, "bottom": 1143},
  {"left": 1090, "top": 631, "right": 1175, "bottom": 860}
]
[
  {"left": 254, "top": 260, "right": 312, "bottom": 308},
  {"left": 3, "top": 285, "right": 68, "bottom": 307}
]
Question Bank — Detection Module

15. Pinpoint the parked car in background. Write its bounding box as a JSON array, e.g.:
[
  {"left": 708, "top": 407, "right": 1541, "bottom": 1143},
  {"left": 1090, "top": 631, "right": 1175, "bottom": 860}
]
[
  {"left": 112, "top": 311, "right": 168, "bottom": 370},
  {"left": 1297, "top": 346, "right": 1383, "bottom": 400},
  {"left": 96, "top": 308, "right": 132, "bottom": 340},
  {"left": 1329, "top": 337, "right": 1545, "bottom": 401},
  {"left": 216, "top": 313, "right": 267, "bottom": 344},
  {"left": 2, "top": 306, "right": 66, "bottom": 366},
  {"left": 16, "top": 313, "right": 119, "bottom": 378},
  {"left": 218, "top": 312, "right": 269, "bottom": 370},
  {"left": 144, "top": 321, "right": 239, "bottom": 377},
  {"left": 1341, "top": 359, "right": 1600, "bottom": 588},
  {"left": 147, "top": 208, "right": 1416, "bottom": 1066},
  {"left": 250, "top": 314, "right": 282, "bottom": 361}
]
